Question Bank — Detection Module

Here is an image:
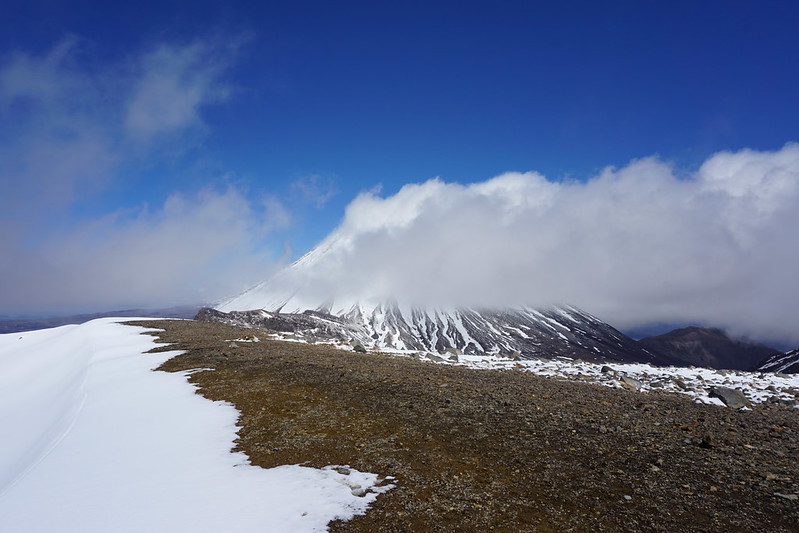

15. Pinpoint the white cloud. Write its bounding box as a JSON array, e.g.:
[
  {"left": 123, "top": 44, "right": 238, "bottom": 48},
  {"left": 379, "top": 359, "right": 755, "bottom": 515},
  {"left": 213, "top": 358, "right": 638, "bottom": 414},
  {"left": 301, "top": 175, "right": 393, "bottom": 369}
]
[{"left": 280, "top": 144, "right": 799, "bottom": 344}]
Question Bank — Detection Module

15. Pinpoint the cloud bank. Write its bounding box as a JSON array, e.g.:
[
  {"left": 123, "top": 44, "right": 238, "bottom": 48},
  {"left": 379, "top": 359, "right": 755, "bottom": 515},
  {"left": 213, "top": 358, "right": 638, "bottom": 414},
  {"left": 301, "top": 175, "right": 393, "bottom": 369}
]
[
  {"left": 0, "top": 37, "right": 282, "bottom": 315},
  {"left": 282, "top": 144, "right": 799, "bottom": 344},
  {"left": 6, "top": 188, "right": 282, "bottom": 314}
]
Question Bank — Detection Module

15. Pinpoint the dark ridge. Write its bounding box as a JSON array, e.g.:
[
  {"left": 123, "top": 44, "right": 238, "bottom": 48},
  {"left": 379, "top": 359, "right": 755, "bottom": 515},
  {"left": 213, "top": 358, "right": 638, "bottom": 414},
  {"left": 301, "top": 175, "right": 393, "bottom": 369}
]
[{"left": 639, "top": 326, "right": 779, "bottom": 371}]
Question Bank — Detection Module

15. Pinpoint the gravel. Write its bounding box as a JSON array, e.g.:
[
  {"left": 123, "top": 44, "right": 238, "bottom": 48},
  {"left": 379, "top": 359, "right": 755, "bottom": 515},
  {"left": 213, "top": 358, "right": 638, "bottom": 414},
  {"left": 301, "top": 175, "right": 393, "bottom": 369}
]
[{"left": 128, "top": 320, "right": 799, "bottom": 532}]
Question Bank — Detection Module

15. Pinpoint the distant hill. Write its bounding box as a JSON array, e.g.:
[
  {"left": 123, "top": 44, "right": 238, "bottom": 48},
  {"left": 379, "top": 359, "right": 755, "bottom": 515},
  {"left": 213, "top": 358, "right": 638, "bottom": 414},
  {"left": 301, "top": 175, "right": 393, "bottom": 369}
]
[
  {"left": 639, "top": 326, "right": 779, "bottom": 370},
  {"left": 0, "top": 305, "right": 201, "bottom": 334}
]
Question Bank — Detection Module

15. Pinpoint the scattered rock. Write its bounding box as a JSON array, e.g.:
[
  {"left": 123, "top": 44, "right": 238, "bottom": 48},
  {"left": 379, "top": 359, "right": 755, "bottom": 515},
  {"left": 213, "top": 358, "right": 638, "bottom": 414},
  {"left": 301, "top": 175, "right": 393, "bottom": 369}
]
[
  {"left": 620, "top": 375, "right": 643, "bottom": 391},
  {"left": 709, "top": 386, "right": 749, "bottom": 409},
  {"left": 698, "top": 435, "right": 717, "bottom": 449},
  {"left": 774, "top": 492, "right": 798, "bottom": 502},
  {"left": 672, "top": 378, "right": 690, "bottom": 390},
  {"left": 766, "top": 395, "right": 796, "bottom": 407}
]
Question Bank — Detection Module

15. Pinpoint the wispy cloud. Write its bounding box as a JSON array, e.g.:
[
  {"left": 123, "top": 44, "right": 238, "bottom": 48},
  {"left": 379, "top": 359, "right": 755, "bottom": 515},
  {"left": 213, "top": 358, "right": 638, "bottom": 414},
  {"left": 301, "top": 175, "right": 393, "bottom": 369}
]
[
  {"left": 283, "top": 144, "right": 799, "bottom": 344},
  {"left": 289, "top": 174, "right": 337, "bottom": 208},
  {"left": 0, "top": 36, "right": 81, "bottom": 103},
  {"left": 125, "top": 40, "right": 235, "bottom": 142},
  {"left": 0, "top": 36, "right": 280, "bottom": 315},
  {"left": 0, "top": 36, "right": 116, "bottom": 216}
]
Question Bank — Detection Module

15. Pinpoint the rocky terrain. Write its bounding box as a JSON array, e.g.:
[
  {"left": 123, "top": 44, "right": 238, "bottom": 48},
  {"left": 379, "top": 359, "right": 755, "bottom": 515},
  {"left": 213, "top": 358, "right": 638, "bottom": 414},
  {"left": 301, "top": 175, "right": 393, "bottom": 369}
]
[
  {"left": 255, "top": 327, "right": 799, "bottom": 409},
  {"left": 130, "top": 319, "right": 799, "bottom": 532}
]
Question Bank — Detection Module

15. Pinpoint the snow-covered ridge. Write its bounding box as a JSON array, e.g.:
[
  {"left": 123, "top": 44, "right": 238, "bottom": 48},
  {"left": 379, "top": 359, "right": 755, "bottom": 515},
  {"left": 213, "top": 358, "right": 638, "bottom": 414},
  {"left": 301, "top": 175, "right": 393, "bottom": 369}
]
[
  {"left": 201, "top": 304, "right": 657, "bottom": 364},
  {"left": 757, "top": 348, "right": 799, "bottom": 374},
  {"left": 0, "top": 319, "right": 392, "bottom": 531}
]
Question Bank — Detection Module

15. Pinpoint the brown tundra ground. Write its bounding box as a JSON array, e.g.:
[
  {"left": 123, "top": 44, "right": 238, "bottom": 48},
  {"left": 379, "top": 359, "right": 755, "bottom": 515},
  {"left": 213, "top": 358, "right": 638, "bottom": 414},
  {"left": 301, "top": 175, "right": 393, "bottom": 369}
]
[{"left": 128, "top": 320, "right": 799, "bottom": 533}]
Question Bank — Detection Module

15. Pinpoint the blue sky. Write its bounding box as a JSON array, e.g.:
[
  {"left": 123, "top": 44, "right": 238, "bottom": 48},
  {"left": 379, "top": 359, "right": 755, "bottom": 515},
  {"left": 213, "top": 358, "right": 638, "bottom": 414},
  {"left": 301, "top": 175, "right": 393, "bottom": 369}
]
[{"left": 1, "top": 1, "right": 798, "bottom": 332}]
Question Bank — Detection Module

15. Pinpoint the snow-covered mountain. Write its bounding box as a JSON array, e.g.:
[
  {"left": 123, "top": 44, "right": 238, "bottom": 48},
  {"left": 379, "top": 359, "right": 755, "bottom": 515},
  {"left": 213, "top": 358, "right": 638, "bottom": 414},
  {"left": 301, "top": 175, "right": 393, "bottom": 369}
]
[
  {"left": 212, "top": 235, "right": 659, "bottom": 364},
  {"left": 756, "top": 348, "right": 799, "bottom": 374},
  {"left": 201, "top": 303, "right": 658, "bottom": 363}
]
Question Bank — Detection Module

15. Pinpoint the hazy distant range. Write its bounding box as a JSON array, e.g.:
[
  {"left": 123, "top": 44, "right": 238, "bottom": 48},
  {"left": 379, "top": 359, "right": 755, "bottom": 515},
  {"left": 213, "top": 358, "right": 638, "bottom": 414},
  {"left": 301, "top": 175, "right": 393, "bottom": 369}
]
[{"left": 0, "top": 305, "right": 201, "bottom": 334}]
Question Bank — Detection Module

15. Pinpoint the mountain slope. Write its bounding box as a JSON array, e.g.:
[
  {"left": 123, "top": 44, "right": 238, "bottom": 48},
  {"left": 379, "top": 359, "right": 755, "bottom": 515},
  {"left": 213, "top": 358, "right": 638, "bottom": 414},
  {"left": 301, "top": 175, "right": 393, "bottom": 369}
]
[
  {"left": 638, "top": 326, "right": 779, "bottom": 370},
  {"left": 756, "top": 348, "right": 799, "bottom": 374},
  {"left": 203, "top": 301, "right": 659, "bottom": 364},
  {"left": 213, "top": 235, "right": 656, "bottom": 364}
]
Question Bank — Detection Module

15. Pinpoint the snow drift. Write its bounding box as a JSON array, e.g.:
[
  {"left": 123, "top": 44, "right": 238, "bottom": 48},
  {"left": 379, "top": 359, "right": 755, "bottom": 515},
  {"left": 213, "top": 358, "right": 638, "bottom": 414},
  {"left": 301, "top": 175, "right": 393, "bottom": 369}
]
[{"left": 0, "top": 319, "right": 390, "bottom": 531}]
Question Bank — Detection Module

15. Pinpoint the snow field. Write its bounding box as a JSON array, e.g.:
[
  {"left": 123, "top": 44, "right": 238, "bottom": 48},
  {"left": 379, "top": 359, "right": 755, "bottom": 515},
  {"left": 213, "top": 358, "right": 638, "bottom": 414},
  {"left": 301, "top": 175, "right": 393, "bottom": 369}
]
[
  {"left": 0, "top": 319, "right": 392, "bottom": 532},
  {"left": 450, "top": 354, "right": 799, "bottom": 407}
]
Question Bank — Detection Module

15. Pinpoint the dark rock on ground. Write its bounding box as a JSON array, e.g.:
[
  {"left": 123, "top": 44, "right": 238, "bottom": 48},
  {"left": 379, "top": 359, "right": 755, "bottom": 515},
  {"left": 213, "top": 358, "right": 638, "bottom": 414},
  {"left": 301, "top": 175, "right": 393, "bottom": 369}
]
[{"left": 709, "top": 386, "right": 749, "bottom": 409}]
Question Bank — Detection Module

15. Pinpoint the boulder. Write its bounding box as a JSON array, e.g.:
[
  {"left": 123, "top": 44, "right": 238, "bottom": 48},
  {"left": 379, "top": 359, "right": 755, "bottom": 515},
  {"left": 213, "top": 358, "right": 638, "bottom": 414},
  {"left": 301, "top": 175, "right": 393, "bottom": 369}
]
[
  {"left": 672, "top": 378, "right": 690, "bottom": 390},
  {"left": 709, "top": 386, "right": 749, "bottom": 408},
  {"left": 620, "top": 375, "right": 643, "bottom": 391}
]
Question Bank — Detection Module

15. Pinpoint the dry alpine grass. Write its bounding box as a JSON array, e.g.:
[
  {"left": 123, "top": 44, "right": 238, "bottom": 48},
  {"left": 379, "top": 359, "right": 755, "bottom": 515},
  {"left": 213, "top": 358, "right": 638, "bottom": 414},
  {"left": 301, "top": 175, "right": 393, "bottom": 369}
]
[{"left": 127, "top": 319, "right": 799, "bottom": 532}]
